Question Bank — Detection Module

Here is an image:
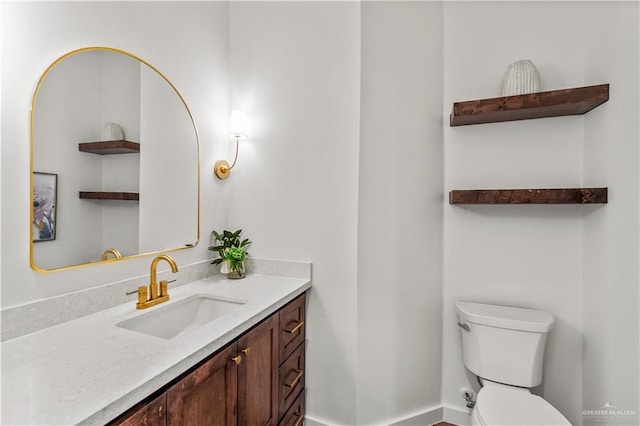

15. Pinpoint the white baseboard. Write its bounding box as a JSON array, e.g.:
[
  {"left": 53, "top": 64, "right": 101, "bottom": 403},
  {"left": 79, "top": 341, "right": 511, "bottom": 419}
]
[
  {"left": 304, "top": 414, "right": 329, "bottom": 426},
  {"left": 391, "top": 406, "right": 443, "bottom": 425},
  {"left": 306, "top": 405, "right": 468, "bottom": 426},
  {"left": 443, "top": 405, "right": 472, "bottom": 426}
]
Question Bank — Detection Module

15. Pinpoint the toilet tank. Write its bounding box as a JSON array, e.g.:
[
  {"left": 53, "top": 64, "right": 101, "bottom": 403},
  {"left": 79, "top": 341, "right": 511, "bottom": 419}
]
[{"left": 456, "top": 301, "right": 554, "bottom": 388}]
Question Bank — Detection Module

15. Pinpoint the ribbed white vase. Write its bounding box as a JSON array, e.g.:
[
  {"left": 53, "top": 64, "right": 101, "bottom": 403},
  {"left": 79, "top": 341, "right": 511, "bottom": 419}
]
[
  {"left": 501, "top": 59, "right": 540, "bottom": 96},
  {"left": 101, "top": 122, "right": 124, "bottom": 141}
]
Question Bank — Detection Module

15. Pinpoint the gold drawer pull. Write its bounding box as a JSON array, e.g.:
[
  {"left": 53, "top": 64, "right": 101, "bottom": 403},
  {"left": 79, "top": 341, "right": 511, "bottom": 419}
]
[
  {"left": 292, "top": 412, "right": 304, "bottom": 426},
  {"left": 230, "top": 355, "right": 242, "bottom": 365},
  {"left": 285, "top": 320, "right": 304, "bottom": 334},
  {"left": 241, "top": 347, "right": 251, "bottom": 356},
  {"left": 284, "top": 369, "right": 304, "bottom": 388}
]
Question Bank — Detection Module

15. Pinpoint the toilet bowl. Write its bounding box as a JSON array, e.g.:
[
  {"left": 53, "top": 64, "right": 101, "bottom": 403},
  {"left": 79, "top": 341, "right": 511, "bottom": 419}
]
[
  {"left": 456, "top": 301, "right": 571, "bottom": 426},
  {"left": 471, "top": 381, "right": 570, "bottom": 425}
]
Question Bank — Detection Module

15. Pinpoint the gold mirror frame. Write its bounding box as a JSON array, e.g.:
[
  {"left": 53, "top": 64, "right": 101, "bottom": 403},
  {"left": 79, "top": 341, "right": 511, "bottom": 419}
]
[{"left": 30, "top": 46, "right": 200, "bottom": 273}]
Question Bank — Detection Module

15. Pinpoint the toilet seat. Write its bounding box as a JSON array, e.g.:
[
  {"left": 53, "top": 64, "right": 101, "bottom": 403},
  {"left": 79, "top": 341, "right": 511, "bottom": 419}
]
[{"left": 473, "top": 381, "right": 571, "bottom": 426}]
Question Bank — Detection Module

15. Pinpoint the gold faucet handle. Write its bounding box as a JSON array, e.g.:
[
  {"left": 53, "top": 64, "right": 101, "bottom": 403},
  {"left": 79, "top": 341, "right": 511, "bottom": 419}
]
[
  {"left": 136, "top": 286, "right": 148, "bottom": 306},
  {"left": 159, "top": 279, "right": 177, "bottom": 297},
  {"left": 159, "top": 281, "right": 168, "bottom": 297}
]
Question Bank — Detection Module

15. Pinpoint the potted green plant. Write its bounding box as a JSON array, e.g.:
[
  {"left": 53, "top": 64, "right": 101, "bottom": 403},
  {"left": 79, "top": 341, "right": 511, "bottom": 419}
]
[{"left": 208, "top": 229, "right": 251, "bottom": 279}]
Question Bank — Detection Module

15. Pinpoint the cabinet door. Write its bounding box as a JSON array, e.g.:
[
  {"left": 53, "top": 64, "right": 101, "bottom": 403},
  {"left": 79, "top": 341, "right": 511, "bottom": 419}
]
[
  {"left": 166, "top": 343, "right": 238, "bottom": 426},
  {"left": 114, "top": 393, "right": 167, "bottom": 426},
  {"left": 237, "top": 315, "right": 279, "bottom": 426}
]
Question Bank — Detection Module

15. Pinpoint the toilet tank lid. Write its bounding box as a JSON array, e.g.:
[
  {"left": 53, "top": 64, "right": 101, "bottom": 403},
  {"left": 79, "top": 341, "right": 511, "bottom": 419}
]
[{"left": 456, "top": 301, "right": 554, "bottom": 332}]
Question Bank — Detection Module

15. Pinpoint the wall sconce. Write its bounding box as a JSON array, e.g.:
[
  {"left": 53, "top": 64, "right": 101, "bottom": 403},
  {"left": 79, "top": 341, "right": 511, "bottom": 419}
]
[{"left": 214, "top": 109, "right": 248, "bottom": 180}]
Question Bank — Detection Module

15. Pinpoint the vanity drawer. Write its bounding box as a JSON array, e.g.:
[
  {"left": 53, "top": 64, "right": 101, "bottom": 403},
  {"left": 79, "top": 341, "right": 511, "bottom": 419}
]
[
  {"left": 279, "top": 293, "right": 306, "bottom": 362},
  {"left": 279, "top": 341, "right": 305, "bottom": 420},
  {"left": 278, "top": 389, "right": 305, "bottom": 426}
]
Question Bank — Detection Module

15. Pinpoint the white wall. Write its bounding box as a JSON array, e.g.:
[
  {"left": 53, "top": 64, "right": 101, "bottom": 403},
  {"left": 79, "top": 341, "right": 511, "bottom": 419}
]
[
  {"left": 358, "top": 2, "right": 443, "bottom": 424},
  {"left": 32, "top": 50, "right": 142, "bottom": 266},
  {"left": 33, "top": 51, "right": 108, "bottom": 267},
  {"left": 2, "top": 2, "right": 639, "bottom": 425},
  {"left": 1, "top": 2, "right": 229, "bottom": 306},
  {"left": 99, "top": 51, "right": 140, "bottom": 259},
  {"left": 443, "top": 3, "right": 639, "bottom": 426},
  {"left": 443, "top": 2, "right": 588, "bottom": 424},
  {"left": 138, "top": 65, "right": 199, "bottom": 253},
  {"left": 228, "top": 3, "right": 445, "bottom": 424},
  {"left": 582, "top": 3, "right": 639, "bottom": 425},
  {"left": 0, "top": 3, "right": 3, "bottom": 313},
  {"left": 228, "top": 3, "right": 361, "bottom": 423}
]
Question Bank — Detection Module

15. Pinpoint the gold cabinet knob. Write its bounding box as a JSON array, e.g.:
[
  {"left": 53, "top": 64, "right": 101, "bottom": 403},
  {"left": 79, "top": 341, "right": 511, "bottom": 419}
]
[{"left": 230, "top": 355, "right": 242, "bottom": 365}]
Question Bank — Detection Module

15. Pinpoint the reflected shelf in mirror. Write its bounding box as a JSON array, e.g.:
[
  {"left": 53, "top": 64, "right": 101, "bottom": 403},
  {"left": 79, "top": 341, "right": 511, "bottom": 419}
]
[
  {"left": 79, "top": 140, "right": 140, "bottom": 154},
  {"left": 79, "top": 191, "right": 140, "bottom": 201}
]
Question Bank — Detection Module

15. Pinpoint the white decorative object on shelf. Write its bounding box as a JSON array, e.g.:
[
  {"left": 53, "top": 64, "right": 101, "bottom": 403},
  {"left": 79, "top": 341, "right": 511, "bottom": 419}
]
[
  {"left": 501, "top": 59, "right": 540, "bottom": 96},
  {"left": 101, "top": 122, "right": 124, "bottom": 141}
]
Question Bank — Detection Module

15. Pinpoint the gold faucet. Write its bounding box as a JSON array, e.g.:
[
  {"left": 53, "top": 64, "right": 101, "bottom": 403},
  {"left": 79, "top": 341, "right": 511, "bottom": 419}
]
[
  {"left": 101, "top": 248, "right": 122, "bottom": 261},
  {"left": 136, "top": 254, "right": 179, "bottom": 309}
]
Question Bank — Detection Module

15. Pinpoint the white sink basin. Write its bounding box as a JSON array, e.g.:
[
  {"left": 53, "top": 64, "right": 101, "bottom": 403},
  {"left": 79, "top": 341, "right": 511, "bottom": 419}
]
[{"left": 116, "top": 295, "right": 246, "bottom": 339}]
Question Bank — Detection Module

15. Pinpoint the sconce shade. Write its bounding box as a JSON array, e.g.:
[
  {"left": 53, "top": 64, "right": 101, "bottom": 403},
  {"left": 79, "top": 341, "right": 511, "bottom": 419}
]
[{"left": 229, "top": 109, "right": 248, "bottom": 139}]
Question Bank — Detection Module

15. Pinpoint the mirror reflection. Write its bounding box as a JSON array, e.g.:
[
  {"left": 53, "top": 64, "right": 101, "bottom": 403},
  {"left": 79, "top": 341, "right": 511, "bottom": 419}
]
[{"left": 31, "top": 47, "right": 199, "bottom": 272}]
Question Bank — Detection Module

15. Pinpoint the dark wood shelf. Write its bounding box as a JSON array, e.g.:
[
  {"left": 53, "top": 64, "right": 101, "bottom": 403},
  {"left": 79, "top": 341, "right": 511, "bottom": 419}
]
[
  {"left": 450, "top": 84, "right": 609, "bottom": 126},
  {"left": 449, "top": 188, "right": 608, "bottom": 205},
  {"left": 79, "top": 191, "right": 139, "bottom": 201},
  {"left": 79, "top": 140, "right": 140, "bottom": 154}
]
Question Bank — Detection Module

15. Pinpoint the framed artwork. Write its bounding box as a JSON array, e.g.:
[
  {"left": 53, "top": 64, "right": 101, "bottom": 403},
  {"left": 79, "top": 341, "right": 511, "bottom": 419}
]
[{"left": 33, "top": 172, "right": 57, "bottom": 242}]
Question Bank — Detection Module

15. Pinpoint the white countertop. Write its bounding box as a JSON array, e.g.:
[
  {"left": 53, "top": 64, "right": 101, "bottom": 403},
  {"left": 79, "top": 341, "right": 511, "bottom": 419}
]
[{"left": 1, "top": 273, "right": 311, "bottom": 425}]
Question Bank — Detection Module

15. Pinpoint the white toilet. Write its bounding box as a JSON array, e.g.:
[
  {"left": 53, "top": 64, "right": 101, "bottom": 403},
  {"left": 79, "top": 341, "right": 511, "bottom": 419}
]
[{"left": 456, "top": 301, "right": 571, "bottom": 426}]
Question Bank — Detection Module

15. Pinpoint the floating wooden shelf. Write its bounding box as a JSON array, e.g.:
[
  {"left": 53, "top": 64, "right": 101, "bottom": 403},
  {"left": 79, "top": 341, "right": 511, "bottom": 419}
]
[
  {"left": 449, "top": 188, "right": 608, "bottom": 205},
  {"left": 79, "top": 191, "right": 139, "bottom": 201},
  {"left": 78, "top": 140, "right": 140, "bottom": 154},
  {"left": 450, "top": 84, "right": 609, "bottom": 126}
]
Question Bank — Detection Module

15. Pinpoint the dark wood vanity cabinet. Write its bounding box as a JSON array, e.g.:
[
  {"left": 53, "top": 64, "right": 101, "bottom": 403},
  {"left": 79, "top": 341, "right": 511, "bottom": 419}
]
[
  {"left": 279, "top": 391, "right": 306, "bottom": 426},
  {"left": 116, "top": 393, "right": 167, "bottom": 426},
  {"left": 166, "top": 343, "right": 238, "bottom": 425},
  {"left": 111, "top": 292, "right": 307, "bottom": 426},
  {"left": 277, "top": 294, "right": 306, "bottom": 424},
  {"left": 237, "top": 315, "right": 279, "bottom": 425}
]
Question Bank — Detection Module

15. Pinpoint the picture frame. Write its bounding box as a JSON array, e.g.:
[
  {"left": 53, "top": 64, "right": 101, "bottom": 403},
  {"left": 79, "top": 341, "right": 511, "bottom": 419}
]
[{"left": 33, "top": 172, "right": 57, "bottom": 242}]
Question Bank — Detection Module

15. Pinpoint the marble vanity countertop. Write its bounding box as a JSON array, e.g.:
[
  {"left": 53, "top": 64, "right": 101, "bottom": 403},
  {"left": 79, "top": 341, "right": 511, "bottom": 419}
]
[{"left": 1, "top": 273, "right": 311, "bottom": 425}]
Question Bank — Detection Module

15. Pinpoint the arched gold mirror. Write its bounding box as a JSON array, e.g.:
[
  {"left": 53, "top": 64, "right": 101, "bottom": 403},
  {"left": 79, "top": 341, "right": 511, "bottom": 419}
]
[{"left": 30, "top": 47, "right": 200, "bottom": 272}]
